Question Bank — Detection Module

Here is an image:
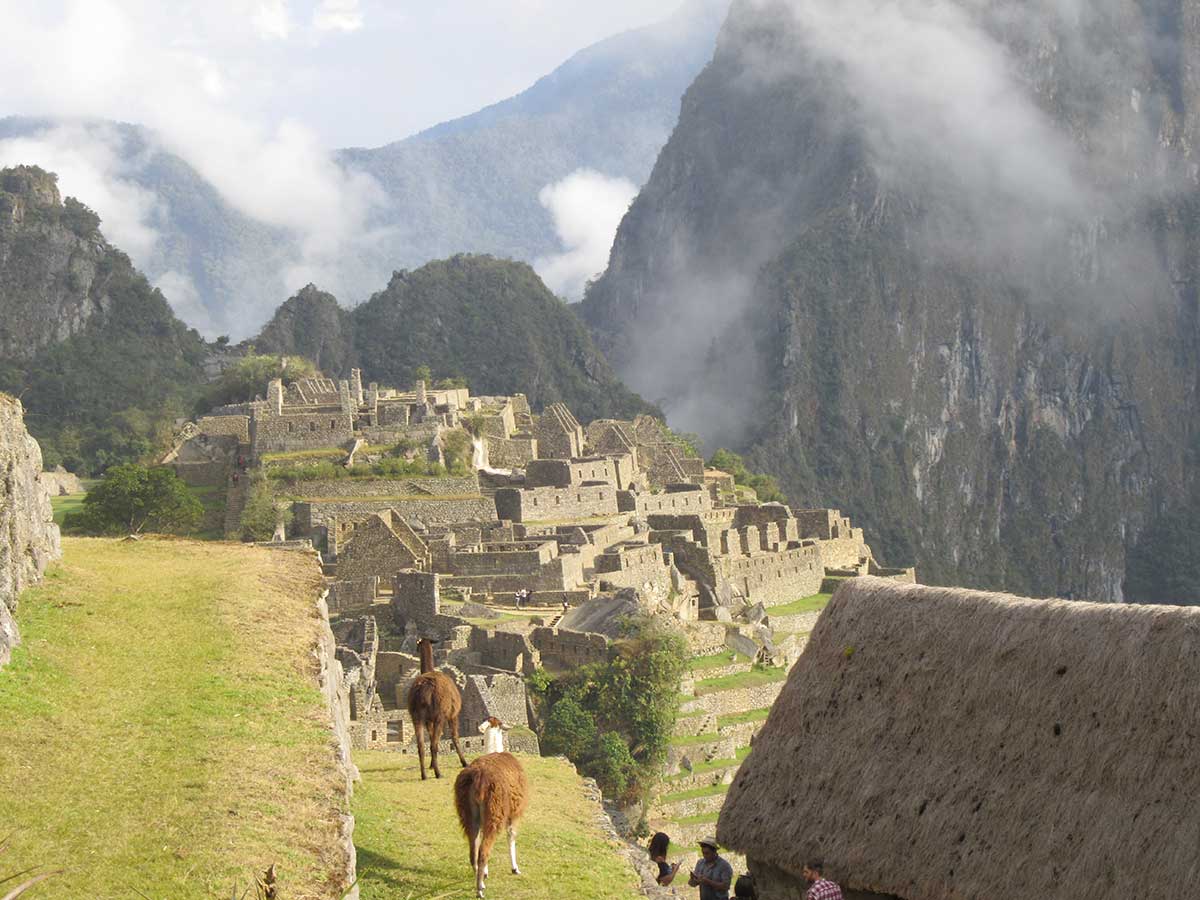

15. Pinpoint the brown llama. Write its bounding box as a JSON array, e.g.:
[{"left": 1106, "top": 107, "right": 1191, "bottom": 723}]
[
  {"left": 405, "top": 637, "right": 467, "bottom": 780},
  {"left": 454, "top": 751, "right": 529, "bottom": 898}
]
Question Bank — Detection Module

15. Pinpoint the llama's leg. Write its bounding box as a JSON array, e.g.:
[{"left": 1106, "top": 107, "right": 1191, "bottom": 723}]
[
  {"left": 429, "top": 720, "right": 443, "bottom": 779},
  {"left": 467, "top": 811, "right": 480, "bottom": 871},
  {"left": 477, "top": 823, "right": 498, "bottom": 898},
  {"left": 414, "top": 720, "right": 428, "bottom": 781},
  {"left": 508, "top": 822, "right": 520, "bottom": 875},
  {"left": 450, "top": 716, "right": 468, "bottom": 767}
]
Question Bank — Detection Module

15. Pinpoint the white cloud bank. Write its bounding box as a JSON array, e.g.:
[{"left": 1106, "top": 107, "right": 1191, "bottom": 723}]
[{"left": 535, "top": 169, "right": 638, "bottom": 299}]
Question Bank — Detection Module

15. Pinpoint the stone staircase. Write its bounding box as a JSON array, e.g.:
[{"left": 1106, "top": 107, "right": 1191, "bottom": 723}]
[{"left": 222, "top": 476, "right": 249, "bottom": 538}]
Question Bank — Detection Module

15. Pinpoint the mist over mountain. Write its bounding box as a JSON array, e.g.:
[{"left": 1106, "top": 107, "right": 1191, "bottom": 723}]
[
  {"left": 584, "top": 0, "right": 1200, "bottom": 601},
  {"left": 0, "top": 0, "right": 727, "bottom": 340}
]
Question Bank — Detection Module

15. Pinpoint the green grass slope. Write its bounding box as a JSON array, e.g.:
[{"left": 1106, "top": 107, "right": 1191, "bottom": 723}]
[
  {"left": 353, "top": 751, "right": 642, "bottom": 900},
  {"left": 0, "top": 538, "right": 349, "bottom": 899}
]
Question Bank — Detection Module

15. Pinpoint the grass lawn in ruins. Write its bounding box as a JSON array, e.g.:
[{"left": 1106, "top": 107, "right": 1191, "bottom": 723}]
[
  {"left": 660, "top": 783, "right": 730, "bottom": 805},
  {"left": 766, "top": 592, "right": 833, "bottom": 617},
  {"left": 669, "top": 747, "right": 753, "bottom": 781},
  {"left": 352, "top": 751, "right": 642, "bottom": 900},
  {"left": 717, "top": 707, "right": 771, "bottom": 728},
  {"left": 49, "top": 491, "right": 86, "bottom": 525},
  {"left": 0, "top": 537, "right": 348, "bottom": 900},
  {"left": 688, "top": 650, "right": 752, "bottom": 671},
  {"left": 692, "top": 666, "right": 789, "bottom": 696}
]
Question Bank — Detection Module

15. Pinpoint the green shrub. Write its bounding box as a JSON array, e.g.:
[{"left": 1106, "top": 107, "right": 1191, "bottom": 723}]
[
  {"left": 238, "top": 476, "right": 291, "bottom": 541},
  {"left": 63, "top": 464, "right": 202, "bottom": 535}
]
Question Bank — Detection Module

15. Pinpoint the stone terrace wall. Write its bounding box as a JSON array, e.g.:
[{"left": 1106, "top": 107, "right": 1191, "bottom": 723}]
[
  {"left": 284, "top": 476, "right": 479, "bottom": 498},
  {"left": 0, "top": 396, "right": 62, "bottom": 668},
  {"left": 328, "top": 577, "right": 379, "bottom": 615},
  {"left": 485, "top": 435, "right": 538, "bottom": 468},
  {"left": 197, "top": 414, "right": 251, "bottom": 443},
  {"left": 295, "top": 497, "right": 497, "bottom": 531}
]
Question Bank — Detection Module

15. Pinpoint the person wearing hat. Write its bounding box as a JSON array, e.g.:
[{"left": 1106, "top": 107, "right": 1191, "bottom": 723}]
[{"left": 688, "top": 836, "right": 733, "bottom": 900}]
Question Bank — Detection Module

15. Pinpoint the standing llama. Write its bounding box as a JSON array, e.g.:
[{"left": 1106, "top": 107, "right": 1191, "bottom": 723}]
[
  {"left": 455, "top": 751, "right": 529, "bottom": 898},
  {"left": 406, "top": 638, "right": 467, "bottom": 780}
]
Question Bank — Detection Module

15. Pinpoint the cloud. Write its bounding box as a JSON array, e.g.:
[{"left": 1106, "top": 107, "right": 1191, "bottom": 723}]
[
  {"left": 252, "top": 0, "right": 293, "bottom": 40},
  {"left": 313, "top": 0, "right": 363, "bottom": 33},
  {"left": 0, "top": 0, "right": 383, "bottom": 336},
  {"left": 534, "top": 169, "right": 638, "bottom": 299},
  {"left": 0, "top": 124, "right": 162, "bottom": 261}
]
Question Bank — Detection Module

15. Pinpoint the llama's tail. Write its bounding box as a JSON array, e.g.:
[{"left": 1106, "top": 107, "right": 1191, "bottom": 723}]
[{"left": 455, "top": 764, "right": 506, "bottom": 861}]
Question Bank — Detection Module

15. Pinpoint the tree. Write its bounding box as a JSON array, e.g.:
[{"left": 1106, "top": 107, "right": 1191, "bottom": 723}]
[
  {"left": 708, "top": 448, "right": 787, "bottom": 503},
  {"left": 238, "top": 475, "right": 290, "bottom": 542},
  {"left": 64, "top": 464, "right": 202, "bottom": 535},
  {"left": 197, "top": 354, "right": 319, "bottom": 413}
]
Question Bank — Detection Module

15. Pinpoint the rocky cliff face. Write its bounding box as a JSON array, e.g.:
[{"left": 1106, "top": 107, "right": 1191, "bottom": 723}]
[
  {"left": 584, "top": 0, "right": 1200, "bottom": 599},
  {"left": 0, "top": 166, "right": 115, "bottom": 359},
  {"left": 0, "top": 395, "right": 62, "bottom": 667}
]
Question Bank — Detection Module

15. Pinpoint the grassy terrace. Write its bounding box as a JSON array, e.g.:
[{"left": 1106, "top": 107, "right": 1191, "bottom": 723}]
[
  {"left": 677, "top": 812, "right": 720, "bottom": 827},
  {"left": 261, "top": 448, "right": 346, "bottom": 463},
  {"left": 767, "top": 592, "right": 833, "bottom": 617},
  {"left": 353, "top": 751, "right": 642, "bottom": 899},
  {"left": 717, "top": 707, "right": 771, "bottom": 728},
  {"left": 688, "top": 650, "right": 752, "bottom": 671},
  {"left": 0, "top": 538, "right": 348, "bottom": 899},
  {"left": 670, "top": 730, "right": 723, "bottom": 747},
  {"left": 692, "top": 666, "right": 789, "bottom": 696},
  {"left": 293, "top": 494, "right": 483, "bottom": 502},
  {"left": 667, "top": 747, "right": 753, "bottom": 782},
  {"left": 660, "top": 783, "right": 729, "bottom": 805}
]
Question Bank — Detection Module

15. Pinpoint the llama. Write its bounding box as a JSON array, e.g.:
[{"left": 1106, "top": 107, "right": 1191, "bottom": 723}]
[
  {"left": 405, "top": 638, "right": 468, "bottom": 780},
  {"left": 478, "top": 716, "right": 511, "bottom": 754},
  {"left": 454, "top": 751, "right": 529, "bottom": 898}
]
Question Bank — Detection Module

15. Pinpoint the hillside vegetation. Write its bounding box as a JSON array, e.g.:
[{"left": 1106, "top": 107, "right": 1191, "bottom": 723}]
[
  {"left": 0, "top": 166, "right": 208, "bottom": 474},
  {"left": 353, "top": 751, "right": 642, "bottom": 900},
  {"left": 0, "top": 538, "right": 350, "bottom": 899},
  {"left": 255, "top": 256, "right": 656, "bottom": 422}
]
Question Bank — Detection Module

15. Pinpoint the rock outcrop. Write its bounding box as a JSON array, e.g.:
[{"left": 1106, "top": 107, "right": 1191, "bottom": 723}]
[
  {"left": 0, "top": 166, "right": 113, "bottom": 360},
  {"left": 0, "top": 395, "right": 62, "bottom": 667},
  {"left": 584, "top": 0, "right": 1200, "bottom": 600}
]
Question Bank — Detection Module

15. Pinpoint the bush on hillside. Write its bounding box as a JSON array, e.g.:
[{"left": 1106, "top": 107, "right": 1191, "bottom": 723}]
[
  {"left": 708, "top": 448, "right": 787, "bottom": 503},
  {"left": 533, "top": 617, "right": 686, "bottom": 803},
  {"left": 197, "top": 353, "right": 319, "bottom": 413},
  {"left": 238, "top": 475, "right": 293, "bottom": 542},
  {"left": 63, "top": 464, "right": 202, "bottom": 535}
]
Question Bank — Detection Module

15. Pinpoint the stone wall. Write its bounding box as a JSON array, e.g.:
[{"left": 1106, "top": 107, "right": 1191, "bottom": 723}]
[
  {"left": 285, "top": 476, "right": 479, "bottom": 498},
  {"left": 295, "top": 497, "right": 497, "bottom": 531},
  {"left": 530, "top": 626, "right": 608, "bottom": 670},
  {"left": 494, "top": 485, "right": 618, "bottom": 522},
  {"left": 461, "top": 673, "right": 530, "bottom": 728},
  {"left": 632, "top": 487, "right": 713, "bottom": 516},
  {"left": 327, "top": 577, "right": 379, "bottom": 615},
  {"left": 680, "top": 680, "right": 786, "bottom": 717},
  {"left": 0, "top": 396, "right": 62, "bottom": 668},
  {"left": 485, "top": 435, "right": 538, "bottom": 468},
  {"left": 39, "top": 467, "right": 83, "bottom": 496},
  {"left": 197, "top": 414, "right": 251, "bottom": 443},
  {"left": 715, "top": 545, "right": 824, "bottom": 607},
  {"left": 526, "top": 458, "right": 618, "bottom": 488}
]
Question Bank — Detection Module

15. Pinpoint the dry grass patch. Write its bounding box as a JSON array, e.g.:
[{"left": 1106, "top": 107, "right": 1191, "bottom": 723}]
[{"left": 0, "top": 537, "right": 348, "bottom": 899}]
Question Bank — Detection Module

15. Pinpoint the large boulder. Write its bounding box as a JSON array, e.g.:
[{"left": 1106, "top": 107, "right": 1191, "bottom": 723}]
[{"left": 0, "top": 395, "right": 62, "bottom": 667}]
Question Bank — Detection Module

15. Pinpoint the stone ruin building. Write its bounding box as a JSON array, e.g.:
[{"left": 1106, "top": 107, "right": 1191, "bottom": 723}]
[{"left": 166, "top": 372, "right": 915, "bottom": 834}]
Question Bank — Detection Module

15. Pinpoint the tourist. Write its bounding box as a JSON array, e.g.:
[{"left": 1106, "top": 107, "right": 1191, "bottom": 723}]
[
  {"left": 648, "top": 831, "right": 681, "bottom": 887},
  {"left": 733, "top": 873, "right": 757, "bottom": 899},
  {"left": 561, "top": 597, "right": 569, "bottom": 616},
  {"left": 802, "top": 860, "right": 843, "bottom": 900},
  {"left": 688, "top": 837, "right": 732, "bottom": 900},
  {"left": 514, "top": 589, "right": 524, "bottom": 609}
]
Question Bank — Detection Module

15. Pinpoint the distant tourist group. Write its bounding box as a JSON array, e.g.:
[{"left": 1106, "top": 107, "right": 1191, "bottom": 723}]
[{"left": 648, "top": 832, "right": 842, "bottom": 900}]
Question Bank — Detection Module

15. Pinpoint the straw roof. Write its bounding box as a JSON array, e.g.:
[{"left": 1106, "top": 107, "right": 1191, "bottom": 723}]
[{"left": 717, "top": 576, "right": 1200, "bottom": 899}]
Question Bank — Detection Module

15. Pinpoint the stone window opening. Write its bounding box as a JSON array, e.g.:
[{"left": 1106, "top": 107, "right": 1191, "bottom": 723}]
[
  {"left": 331, "top": 419, "right": 337, "bottom": 430},
  {"left": 387, "top": 721, "right": 402, "bottom": 743}
]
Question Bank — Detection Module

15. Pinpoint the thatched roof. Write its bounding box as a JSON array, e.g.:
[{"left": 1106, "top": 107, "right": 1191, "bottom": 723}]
[{"left": 717, "top": 577, "right": 1200, "bottom": 899}]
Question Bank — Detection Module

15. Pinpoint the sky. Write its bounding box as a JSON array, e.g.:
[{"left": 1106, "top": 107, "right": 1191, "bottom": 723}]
[{"left": 0, "top": 0, "right": 687, "bottom": 149}]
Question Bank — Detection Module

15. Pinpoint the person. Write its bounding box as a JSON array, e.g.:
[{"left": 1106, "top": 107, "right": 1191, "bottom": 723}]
[
  {"left": 733, "top": 873, "right": 757, "bottom": 899},
  {"left": 514, "top": 589, "right": 524, "bottom": 609},
  {"left": 688, "top": 837, "right": 732, "bottom": 900},
  {"left": 561, "top": 597, "right": 569, "bottom": 616},
  {"left": 802, "top": 860, "right": 843, "bottom": 900},
  {"left": 647, "top": 832, "right": 681, "bottom": 887}
]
